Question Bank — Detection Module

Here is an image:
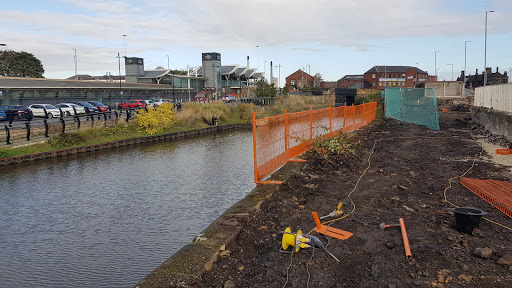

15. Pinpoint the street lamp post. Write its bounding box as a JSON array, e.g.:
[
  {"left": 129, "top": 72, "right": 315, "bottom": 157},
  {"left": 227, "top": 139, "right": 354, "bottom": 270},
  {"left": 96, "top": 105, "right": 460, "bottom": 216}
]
[
  {"left": 167, "top": 55, "right": 169, "bottom": 69},
  {"left": 464, "top": 41, "right": 470, "bottom": 87},
  {"left": 256, "top": 45, "right": 259, "bottom": 71},
  {"left": 484, "top": 10, "right": 494, "bottom": 86},
  {"left": 73, "top": 48, "right": 77, "bottom": 80},
  {"left": 434, "top": 51, "right": 440, "bottom": 80},
  {"left": 275, "top": 64, "right": 282, "bottom": 92},
  {"left": 116, "top": 52, "right": 123, "bottom": 103},
  {"left": 122, "top": 34, "right": 127, "bottom": 57},
  {"left": 447, "top": 64, "right": 453, "bottom": 81}
]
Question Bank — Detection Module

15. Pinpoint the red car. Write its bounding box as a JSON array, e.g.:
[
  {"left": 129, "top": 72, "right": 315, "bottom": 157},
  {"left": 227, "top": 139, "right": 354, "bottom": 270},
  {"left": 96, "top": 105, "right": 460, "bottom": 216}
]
[
  {"left": 117, "top": 100, "right": 148, "bottom": 109},
  {"left": 88, "top": 101, "right": 109, "bottom": 112}
]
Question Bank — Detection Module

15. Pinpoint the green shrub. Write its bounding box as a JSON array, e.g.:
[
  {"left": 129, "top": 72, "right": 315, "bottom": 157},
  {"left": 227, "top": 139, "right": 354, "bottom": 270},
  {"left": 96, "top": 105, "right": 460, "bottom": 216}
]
[
  {"left": 0, "top": 149, "right": 12, "bottom": 158},
  {"left": 48, "top": 133, "right": 87, "bottom": 148}
]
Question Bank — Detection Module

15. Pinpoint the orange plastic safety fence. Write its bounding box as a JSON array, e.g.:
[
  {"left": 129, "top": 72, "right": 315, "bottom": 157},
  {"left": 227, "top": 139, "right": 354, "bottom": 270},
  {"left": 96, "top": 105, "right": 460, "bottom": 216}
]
[
  {"left": 253, "top": 102, "right": 377, "bottom": 183},
  {"left": 460, "top": 177, "right": 512, "bottom": 219}
]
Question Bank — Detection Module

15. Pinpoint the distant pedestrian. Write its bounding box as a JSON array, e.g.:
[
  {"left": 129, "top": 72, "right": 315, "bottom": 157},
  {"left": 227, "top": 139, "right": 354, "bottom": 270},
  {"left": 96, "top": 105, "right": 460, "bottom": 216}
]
[{"left": 212, "top": 114, "right": 217, "bottom": 126}]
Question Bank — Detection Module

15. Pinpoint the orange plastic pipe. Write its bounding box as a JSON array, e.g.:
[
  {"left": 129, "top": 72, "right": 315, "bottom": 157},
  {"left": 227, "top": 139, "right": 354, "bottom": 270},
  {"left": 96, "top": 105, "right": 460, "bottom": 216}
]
[
  {"left": 399, "top": 218, "right": 412, "bottom": 260},
  {"left": 312, "top": 211, "right": 322, "bottom": 230}
]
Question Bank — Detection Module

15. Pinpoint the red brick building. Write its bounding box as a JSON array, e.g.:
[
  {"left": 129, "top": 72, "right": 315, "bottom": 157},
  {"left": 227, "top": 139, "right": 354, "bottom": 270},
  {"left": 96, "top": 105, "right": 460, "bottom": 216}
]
[
  {"left": 364, "top": 66, "right": 428, "bottom": 90},
  {"left": 285, "top": 69, "right": 314, "bottom": 89},
  {"left": 337, "top": 75, "right": 365, "bottom": 88}
]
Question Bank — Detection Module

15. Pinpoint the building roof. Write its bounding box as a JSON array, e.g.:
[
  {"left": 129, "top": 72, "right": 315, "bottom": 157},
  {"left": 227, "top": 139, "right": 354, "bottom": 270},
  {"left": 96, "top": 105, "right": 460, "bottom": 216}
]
[
  {"left": 252, "top": 72, "right": 265, "bottom": 79},
  {"left": 139, "top": 69, "right": 171, "bottom": 79},
  {"left": 244, "top": 68, "right": 257, "bottom": 78},
  {"left": 365, "top": 66, "right": 427, "bottom": 74},
  {"left": 233, "top": 67, "right": 248, "bottom": 77},
  {"left": 0, "top": 77, "right": 173, "bottom": 89},
  {"left": 339, "top": 75, "right": 364, "bottom": 81},
  {"left": 220, "top": 65, "right": 238, "bottom": 75}
]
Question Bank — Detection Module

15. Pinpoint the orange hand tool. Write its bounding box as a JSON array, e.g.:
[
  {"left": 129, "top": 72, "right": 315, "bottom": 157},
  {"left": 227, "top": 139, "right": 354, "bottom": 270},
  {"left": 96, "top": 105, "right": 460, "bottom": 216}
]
[
  {"left": 312, "top": 211, "right": 353, "bottom": 240},
  {"left": 496, "top": 149, "right": 512, "bottom": 155}
]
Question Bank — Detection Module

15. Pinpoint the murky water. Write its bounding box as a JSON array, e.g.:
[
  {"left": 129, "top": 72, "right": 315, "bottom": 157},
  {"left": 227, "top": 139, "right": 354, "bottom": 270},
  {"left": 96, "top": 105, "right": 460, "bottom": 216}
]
[{"left": 0, "top": 130, "right": 254, "bottom": 287}]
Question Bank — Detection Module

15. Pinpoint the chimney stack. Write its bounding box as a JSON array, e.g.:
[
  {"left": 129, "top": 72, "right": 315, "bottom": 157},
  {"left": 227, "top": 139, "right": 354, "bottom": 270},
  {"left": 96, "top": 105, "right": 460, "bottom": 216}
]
[
  {"left": 476, "top": 69, "right": 478, "bottom": 75},
  {"left": 486, "top": 67, "right": 492, "bottom": 75},
  {"left": 496, "top": 67, "right": 499, "bottom": 73}
]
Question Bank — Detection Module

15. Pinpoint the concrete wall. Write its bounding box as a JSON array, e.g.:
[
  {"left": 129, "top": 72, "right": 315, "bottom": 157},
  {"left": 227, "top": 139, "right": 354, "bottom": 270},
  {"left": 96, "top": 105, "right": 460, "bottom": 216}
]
[
  {"left": 474, "top": 84, "right": 512, "bottom": 113},
  {"left": 471, "top": 106, "right": 512, "bottom": 142},
  {"left": 425, "top": 81, "right": 463, "bottom": 97}
]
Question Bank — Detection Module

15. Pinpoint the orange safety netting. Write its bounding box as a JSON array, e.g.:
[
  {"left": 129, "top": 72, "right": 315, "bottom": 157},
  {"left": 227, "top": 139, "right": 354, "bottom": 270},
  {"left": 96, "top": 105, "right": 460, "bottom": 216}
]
[
  {"left": 252, "top": 102, "right": 377, "bottom": 184},
  {"left": 460, "top": 177, "right": 512, "bottom": 219}
]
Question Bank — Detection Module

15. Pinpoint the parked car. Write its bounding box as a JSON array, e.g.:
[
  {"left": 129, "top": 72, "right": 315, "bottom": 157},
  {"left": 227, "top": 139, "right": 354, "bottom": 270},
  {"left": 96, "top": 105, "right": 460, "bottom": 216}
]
[
  {"left": 0, "top": 105, "right": 34, "bottom": 121},
  {"left": 28, "top": 104, "right": 62, "bottom": 118},
  {"left": 87, "top": 101, "right": 109, "bottom": 112},
  {"left": 55, "top": 103, "right": 86, "bottom": 116},
  {"left": 0, "top": 110, "right": 6, "bottom": 121},
  {"left": 117, "top": 100, "right": 148, "bottom": 109},
  {"left": 151, "top": 99, "right": 167, "bottom": 106},
  {"left": 222, "top": 94, "right": 237, "bottom": 103},
  {"left": 72, "top": 102, "right": 100, "bottom": 113},
  {"left": 142, "top": 100, "right": 156, "bottom": 107}
]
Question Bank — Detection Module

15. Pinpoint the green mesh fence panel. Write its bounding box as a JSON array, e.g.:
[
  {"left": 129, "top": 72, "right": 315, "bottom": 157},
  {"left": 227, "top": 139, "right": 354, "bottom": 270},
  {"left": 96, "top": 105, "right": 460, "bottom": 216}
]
[{"left": 385, "top": 87, "right": 440, "bottom": 130}]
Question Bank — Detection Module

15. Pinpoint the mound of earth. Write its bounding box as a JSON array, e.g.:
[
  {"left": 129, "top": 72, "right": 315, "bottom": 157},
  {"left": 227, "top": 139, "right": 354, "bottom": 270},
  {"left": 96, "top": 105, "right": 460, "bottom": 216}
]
[{"left": 191, "top": 112, "right": 512, "bottom": 288}]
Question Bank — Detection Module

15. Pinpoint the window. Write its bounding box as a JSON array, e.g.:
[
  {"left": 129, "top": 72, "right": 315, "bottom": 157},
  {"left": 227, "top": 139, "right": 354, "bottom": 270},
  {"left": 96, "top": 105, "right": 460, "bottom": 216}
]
[
  {"left": 372, "top": 82, "right": 375, "bottom": 86},
  {"left": 372, "top": 74, "right": 376, "bottom": 78},
  {"left": 291, "top": 80, "right": 295, "bottom": 85}
]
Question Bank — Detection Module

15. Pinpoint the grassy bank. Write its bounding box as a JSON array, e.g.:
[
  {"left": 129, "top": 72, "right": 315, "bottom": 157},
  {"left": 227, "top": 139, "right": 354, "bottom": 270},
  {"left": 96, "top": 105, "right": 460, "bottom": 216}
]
[{"left": 0, "top": 95, "right": 334, "bottom": 158}]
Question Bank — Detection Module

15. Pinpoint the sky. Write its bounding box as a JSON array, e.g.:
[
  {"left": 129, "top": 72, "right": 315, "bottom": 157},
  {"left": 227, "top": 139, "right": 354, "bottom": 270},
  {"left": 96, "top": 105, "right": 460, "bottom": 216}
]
[{"left": 2, "top": 0, "right": 512, "bottom": 86}]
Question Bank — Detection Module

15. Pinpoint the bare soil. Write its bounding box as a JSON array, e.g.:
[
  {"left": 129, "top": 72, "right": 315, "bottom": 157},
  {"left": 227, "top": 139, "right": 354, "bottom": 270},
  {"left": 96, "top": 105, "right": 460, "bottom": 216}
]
[{"left": 191, "top": 112, "right": 512, "bottom": 288}]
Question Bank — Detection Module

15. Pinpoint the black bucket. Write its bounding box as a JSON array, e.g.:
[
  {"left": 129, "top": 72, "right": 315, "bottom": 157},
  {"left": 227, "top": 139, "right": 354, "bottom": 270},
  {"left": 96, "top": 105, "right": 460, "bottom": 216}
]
[{"left": 453, "top": 207, "right": 486, "bottom": 234}]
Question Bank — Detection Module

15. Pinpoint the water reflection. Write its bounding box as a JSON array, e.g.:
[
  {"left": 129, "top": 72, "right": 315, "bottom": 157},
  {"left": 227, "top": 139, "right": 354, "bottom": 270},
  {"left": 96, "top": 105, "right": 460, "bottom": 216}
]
[{"left": 0, "top": 129, "right": 254, "bottom": 287}]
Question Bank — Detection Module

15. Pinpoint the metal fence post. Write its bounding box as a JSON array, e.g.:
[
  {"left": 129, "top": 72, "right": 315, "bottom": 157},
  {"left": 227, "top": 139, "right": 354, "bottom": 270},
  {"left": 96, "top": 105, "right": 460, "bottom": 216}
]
[
  {"left": 44, "top": 119, "right": 49, "bottom": 137},
  {"left": 25, "top": 122, "right": 31, "bottom": 141},
  {"left": 126, "top": 110, "right": 131, "bottom": 122},
  {"left": 75, "top": 115, "right": 81, "bottom": 129},
  {"left": 60, "top": 117, "right": 65, "bottom": 134},
  {"left": 4, "top": 125, "right": 10, "bottom": 145}
]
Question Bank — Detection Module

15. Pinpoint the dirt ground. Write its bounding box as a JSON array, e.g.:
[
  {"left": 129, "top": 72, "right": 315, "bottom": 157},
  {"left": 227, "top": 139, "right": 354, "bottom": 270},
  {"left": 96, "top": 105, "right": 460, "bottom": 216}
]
[{"left": 191, "top": 112, "right": 512, "bottom": 288}]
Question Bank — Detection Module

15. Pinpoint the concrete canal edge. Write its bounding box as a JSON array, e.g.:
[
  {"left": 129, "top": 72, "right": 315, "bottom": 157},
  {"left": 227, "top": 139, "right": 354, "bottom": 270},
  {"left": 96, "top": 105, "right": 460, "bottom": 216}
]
[
  {"left": 0, "top": 124, "right": 251, "bottom": 166},
  {"left": 134, "top": 162, "right": 305, "bottom": 288}
]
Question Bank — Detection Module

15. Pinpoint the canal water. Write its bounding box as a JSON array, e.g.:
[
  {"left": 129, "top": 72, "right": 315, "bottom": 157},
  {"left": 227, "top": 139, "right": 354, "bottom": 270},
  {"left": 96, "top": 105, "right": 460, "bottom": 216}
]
[{"left": 0, "top": 130, "right": 254, "bottom": 287}]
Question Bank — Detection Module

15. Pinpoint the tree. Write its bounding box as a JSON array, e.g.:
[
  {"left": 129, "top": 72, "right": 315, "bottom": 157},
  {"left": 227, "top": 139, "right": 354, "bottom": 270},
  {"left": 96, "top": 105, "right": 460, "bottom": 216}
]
[
  {"left": 254, "top": 78, "right": 277, "bottom": 98},
  {"left": 313, "top": 73, "right": 323, "bottom": 87},
  {"left": 0, "top": 50, "right": 45, "bottom": 78},
  {"left": 155, "top": 65, "right": 165, "bottom": 70},
  {"left": 282, "top": 85, "right": 292, "bottom": 96}
]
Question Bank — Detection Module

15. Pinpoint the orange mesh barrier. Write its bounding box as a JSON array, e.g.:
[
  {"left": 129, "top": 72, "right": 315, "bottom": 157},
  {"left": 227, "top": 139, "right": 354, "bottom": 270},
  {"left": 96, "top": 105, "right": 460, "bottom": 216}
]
[
  {"left": 253, "top": 102, "right": 377, "bottom": 183},
  {"left": 460, "top": 177, "right": 512, "bottom": 219}
]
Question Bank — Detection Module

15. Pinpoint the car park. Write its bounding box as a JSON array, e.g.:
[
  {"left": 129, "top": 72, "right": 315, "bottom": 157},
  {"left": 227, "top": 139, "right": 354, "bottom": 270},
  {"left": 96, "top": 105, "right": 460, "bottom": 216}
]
[
  {"left": 87, "top": 101, "right": 109, "bottom": 112},
  {"left": 73, "top": 102, "right": 100, "bottom": 113},
  {"left": 117, "top": 100, "right": 148, "bottom": 109},
  {"left": 28, "top": 104, "right": 62, "bottom": 118},
  {"left": 0, "top": 105, "right": 34, "bottom": 121},
  {"left": 55, "top": 103, "right": 86, "bottom": 116}
]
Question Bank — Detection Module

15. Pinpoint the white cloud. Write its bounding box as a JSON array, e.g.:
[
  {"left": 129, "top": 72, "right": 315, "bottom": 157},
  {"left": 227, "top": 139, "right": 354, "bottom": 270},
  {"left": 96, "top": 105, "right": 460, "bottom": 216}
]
[{"left": 1, "top": 0, "right": 511, "bottom": 78}]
